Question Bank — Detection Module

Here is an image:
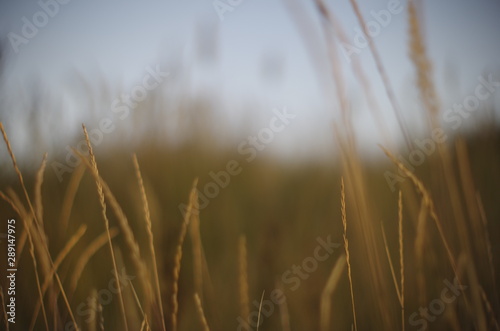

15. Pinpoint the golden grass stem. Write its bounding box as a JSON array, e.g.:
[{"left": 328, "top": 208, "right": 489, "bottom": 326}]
[
  {"left": 132, "top": 154, "right": 166, "bottom": 331},
  {"left": 81, "top": 123, "right": 128, "bottom": 331},
  {"left": 34, "top": 152, "right": 47, "bottom": 227},
  {"left": 27, "top": 226, "right": 50, "bottom": 331},
  {"left": 408, "top": 0, "right": 440, "bottom": 125},
  {"left": 256, "top": 290, "right": 265, "bottom": 331},
  {"left": 171, "top": 178, "right": 198, "bottom": 331},
  {"left": 398, "top": 190, "right": 405, "bottom": 331},
  {"left": 238, "top": 235, "right": 250, "bottom": 324},
  {"left": 380, "top": 222, "right": 401, "bottom": 302},
  {"left": 475, "top": 193, "right": 497, "bottom": 296},
  {"left": 189, "top": 197, "right": 204, "bottom": 303},
  {"left": 0, "top": 122, "right": 77, "bottom": 330},
  {"left": 341, "top": 178, "right": 358, "bottom": 331},
  {"left": 58, "top": 164, "right": 86, "bottom": 235},
  {"left": 347, "top": 0, "right": 412, "bottom": 149},
  {"left": 30, "top": 224, "right": 87, "bottom": 329},
  {"left": 380, "top": 146, "right": 459, "bottom": 279},
  {"left": 320, "top": 254, "right": 347, "bottom": 331},
  {"left": 74, "top": 147, "right": 152, "bottom": 304},
  {"left": 194, "top": 293, "right": 210, "bottom": 331},
  {"left": 129, "top": 280, "right": 151, "bottom": 331},
  {"left": 415, "top": 198, "right": 428, "bottom": 306}
]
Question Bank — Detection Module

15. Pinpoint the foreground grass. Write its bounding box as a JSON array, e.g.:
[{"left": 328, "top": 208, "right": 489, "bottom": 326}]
[{"left": 0, "top": 123, "right": 499, "bottom": 330}]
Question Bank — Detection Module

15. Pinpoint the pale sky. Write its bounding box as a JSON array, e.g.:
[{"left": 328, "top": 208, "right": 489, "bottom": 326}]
[{"left": 0, "top": 0, "right": 499, "bottom": 166}]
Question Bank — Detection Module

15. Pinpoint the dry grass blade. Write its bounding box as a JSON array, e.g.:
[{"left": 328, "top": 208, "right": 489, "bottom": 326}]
[
  {"left": 194, "top": 293, "right": 210, "bottom": 331},
  {"left": 58, "top": 164, "right": 86, "bottom": 235},
  {"left": 341, "top": 178, "right": 358, "bottom": 331},
  {"left": 380, "top": 222, "right": 401, "bottom": 302},
  {"left": 34, "top": 152, "right": 47, "bottom": 227},
  {"left": 74, "top": 147, "right": 152, "bottom": 306},
  {"left": 132, "top": 154, "right": 165, "bottom": 331},
  {"left": 30, "top": 224, "right": 87, "bottom": 329},
  {"left": 81, "top": 123, "right": 128, "bottom": 331},
  {"left": 256, "top": 290, "right": 265, "bottom": 331},
  {"left": 408, "top": 0, "right": 440, "bottom": 125},
  {"left": 6, "top": 188, "right": 50, "bottom": 278},
  {"left": 398, "top": 190, "right": 405, "bottom": 331},
  {"left": 238, "top": 235, "right": 250, "bottom": 325},
  {"left": 347, "top": 0, "right": 412, "bottom": 148},
  {"left": 189, "top": 195, "right": 204, "bottom": 303},
  {"left": 0, "top": 122, "right": 77, "bottom": 330},
  {"left": 0, "top": 122, "right": 41, "bottom": 229},
  {"left": 69, "top": 228, "right": 119, "bottom": 294},
  {"left": 480, "top": 287, "right": 500, "bottom": 330},
  {"left": 14, "top": 226, "right": 27, "bottom": 267},
  {"left": 476, "top": 193, "right": 497, "bottom": 296},
  {"left": 25, "top": 212, "right": 50, "bottom": 331},
  {"left": 380, "top": 145, "right": 459, "bottom": 278},
  {"left": 313, "top": 0, "right": 391, "bottom": 145},
  {"left": 129, "top": 280, "right": 151, "bottom": 331},
  {"left": 320, "top": 254, "right": 347, "bottom": 331},
  {"left": 171, "top": 178, "right": 198, "bottom": 331},
  {"left": 465, "top": 257, "right": 488, "bottom": 331},
  {"left": 415, "top": 199, "right": 428, "bottom": 305}
]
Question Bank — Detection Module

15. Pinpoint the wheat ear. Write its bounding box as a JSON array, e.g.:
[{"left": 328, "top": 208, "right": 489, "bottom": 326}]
[{"left": 81, "top": 124, "right": 128, "bottom": 331}]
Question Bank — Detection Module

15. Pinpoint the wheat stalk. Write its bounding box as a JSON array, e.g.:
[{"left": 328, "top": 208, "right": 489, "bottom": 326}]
[
  {"left": 189, "top": 196, "right": 204, "bottom": 304},
  {"left": 380, "top": 145, "right": 459, "bottom": 278},
  {"left": 34, "top": 152, "right": 47, "bottom": 227},
  {"left": 475, "top": 193, "right": 497, "bottom": 295},
  {"left": 238, "top": 235, "right": 250, "bottom": 324},
  {"left": 58, "top": 164, "right": 86, "bottom": 235},
  {"left": 0, "top": 122, "right": 77, "bottom": 330},
  {"left": 320, "top": 254, "right": 347, "bottom": 331},
  {"left": 81, "top": 123, "right": 128, "bottom": 331},
  {"left": 132, "top": 154, "right": 166, "bottom": 331},
  {"left": 73, "top": 145, "right": 152, "bottom": 308},
  {"left": 171, "top": 178, "right": 198, "bottom": 331},
  {"left": 347, "top": 0, "right": 412, "bottom": 149},
  {"left": 30, "top": 224, "right": 87, "bottom": 329},
  {"left": 256, "top": 290, "right": 265, "bottom": 331},
  {"left": 408, "top": 0, "right": 440, "bottom": 125},
  {"left": 380, "top": 222, "right": 401, "bottom": 302},
  {"left": 398, "top": 190, "right": 405, "bottom": 331},
  {"left": 194, "top": 293, "right": 210, "bottom": 331},
  {"left": 341, "top": 178, "right": 358, "bottom": 331},
  {"left": 129, "top": 279, "right": 151, "bottom": 330},
  {"left": 2, "top": 196, "right": 51, "bottom": 331}
]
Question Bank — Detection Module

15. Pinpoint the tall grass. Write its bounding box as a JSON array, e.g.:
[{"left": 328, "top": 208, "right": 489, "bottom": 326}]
[{"left": 0, "top": 0, "right": 499, "bottom": 330}]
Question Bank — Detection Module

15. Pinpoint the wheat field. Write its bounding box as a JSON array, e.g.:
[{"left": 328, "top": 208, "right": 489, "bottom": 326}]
[{"left": 1, "top": 1, "right": 500, "bottom": 330}]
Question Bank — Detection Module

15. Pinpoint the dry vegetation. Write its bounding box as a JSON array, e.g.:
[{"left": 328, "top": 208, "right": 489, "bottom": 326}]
[{"left": 1, "top": 1, "right": 500, "bottom": 330}]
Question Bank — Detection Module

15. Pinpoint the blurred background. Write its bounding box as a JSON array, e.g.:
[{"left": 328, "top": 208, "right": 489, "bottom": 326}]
[
  {"left": 0, "top": 0, "right": 499, "bottom": 330},
  {"left": 0, "top": 0, "right": 499, "bottom": 165}
]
